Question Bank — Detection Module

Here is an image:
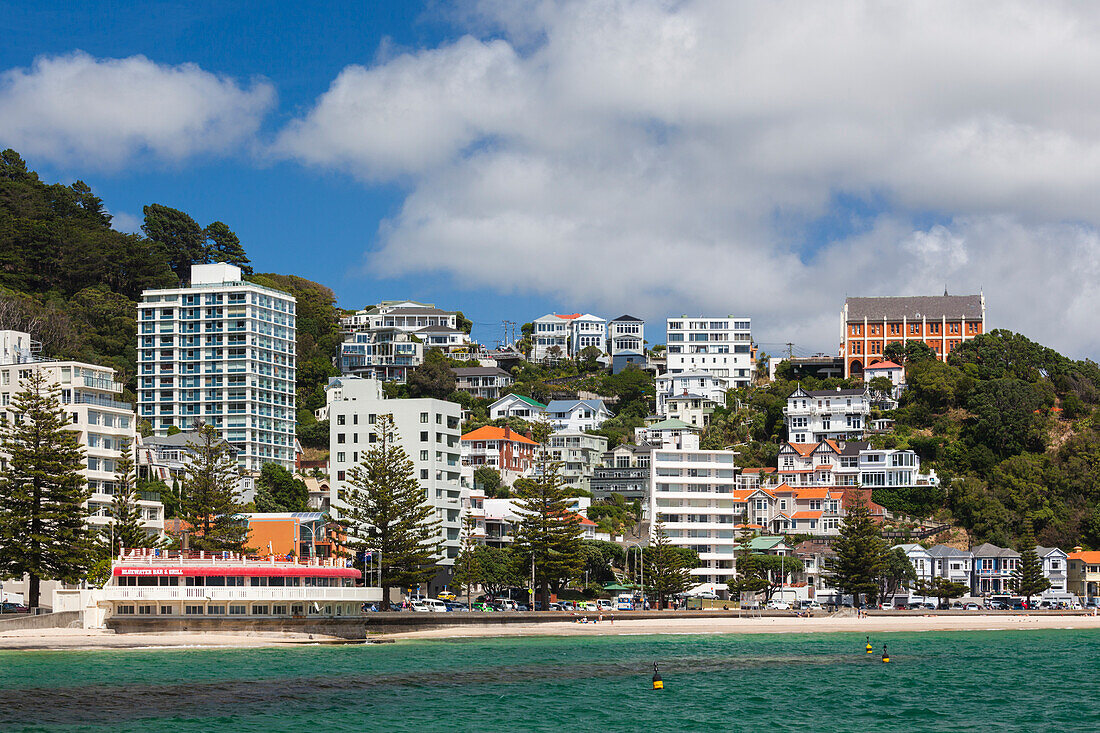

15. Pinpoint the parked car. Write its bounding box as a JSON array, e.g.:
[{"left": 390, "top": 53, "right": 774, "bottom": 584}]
[
  {"left": 964, "top": 603, "right": 981, "bottom": 610},
  {"left": 515, "top": 604, "right": 529, "bottom": 611},
  {"left": 1, "top": 602, "right": 29, "bottom": 614},
  {"left": 549, "top": 602, "right": 563, "bottom": 611},
  {"left": 559, "top": 600, "right": 577, "bottom": 611},
  {"left": 766, "top": 600, "right": 792, "bottom": 610},
  {"left": 892, "top": 602, "right": 908, "bottom": 610},
  {"left": 443, "top": 601, "right": 469, "bottom": 612},
  {"left": 436, "top": 591, "right": 457, "bottom": 602},
  {"left": 799, "top": 600, "right": 823, "bottom": 610},
  {"left": 597, "top": 599, "right": 613, "bottom": 611},
  {"left": 694, "top": 591, "right": 719, "bottom": 600},
  {"left": 987, "top": 601, "right": 1007, "bottom": 610}
]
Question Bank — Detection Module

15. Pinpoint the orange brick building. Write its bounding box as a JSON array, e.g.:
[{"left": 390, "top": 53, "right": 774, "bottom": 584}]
[{"left": 841, "top": 294, "right": 986, "bottom": 378}]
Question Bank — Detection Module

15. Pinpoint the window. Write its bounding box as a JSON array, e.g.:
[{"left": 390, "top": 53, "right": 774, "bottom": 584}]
[
  {"left": 420, "top": 431, "right": 429, "bottom": 442},
  {"left": 337, "top": 433, "right": 346, "bottom": 444},
  {"left": 337, "top": 415, "right": 345, "bottom": 425},
  {"left": 336, "top": 452, "right": 345, "bottom": 463},
  {"left": 420, "top": 412, "right": 429, "bottom": 423},
  {"left": 160, "top": 606, "right": 173, "bottom": 615},
  {"left": 229, "top": 605, "right": 247, "bottom": 615},
  {"left": 184, "top": 605, "right": 204, "bottom": 615},
  {"left": 251, "top": 605, "right": 270, "bottom": 615}
]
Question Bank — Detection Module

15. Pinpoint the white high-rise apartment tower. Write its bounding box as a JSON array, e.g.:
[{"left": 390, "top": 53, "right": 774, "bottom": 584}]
[
  {"left": 137, "top": 263, "right": 297, "bottom": 471},
  {"left": 665, "top": 317, "right": 755, "bottom": 388}
]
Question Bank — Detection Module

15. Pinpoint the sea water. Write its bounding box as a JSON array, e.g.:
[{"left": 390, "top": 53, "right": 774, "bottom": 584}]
[{"left": 1, "top": 630, "right": 1098, "bottom": 732}]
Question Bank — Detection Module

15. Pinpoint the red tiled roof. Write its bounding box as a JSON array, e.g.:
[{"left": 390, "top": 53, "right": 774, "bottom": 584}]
[
  {"left": 866, "top": 361, "right": 902, "bottom": 370},
  {"left": 741, "top": 467, "right": 776, "bottom": 474},
  {"left": 792, "top": 510, "right": 824, "bottom": 519},
  {"left": 1069, "top": 551, "right": 1100, "bottom": 563},
  {"left": 788, "top": 442, "right": 818, "bottom": 457},
  {"left": 460, "top": 426, "right": 538, "bottom": 445},
  {"left": 794, "top": 488, "right": 831, "bottom": 500}
]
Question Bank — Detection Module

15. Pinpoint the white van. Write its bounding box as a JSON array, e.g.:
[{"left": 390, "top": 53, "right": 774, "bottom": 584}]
[
  {"left": 615, "top": 594, "right": 635, "bottom": 611},
  {"left": 412, "top": 598, "right": 448, "bottom": 612}
]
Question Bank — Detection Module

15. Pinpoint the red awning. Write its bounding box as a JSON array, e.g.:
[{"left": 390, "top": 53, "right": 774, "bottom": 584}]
[{"left": 113, "top": 565, "right": 360, "bottom": 578}]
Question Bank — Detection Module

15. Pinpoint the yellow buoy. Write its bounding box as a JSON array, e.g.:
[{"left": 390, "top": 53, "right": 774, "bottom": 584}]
[
  {"left": 652, "top": 662, "right": 664, "bottom": 690},
  {"left": 866, "top": 636, "right": 873, "bottom": 654},
  {"left": 882, "top": 644, "right": 890, "bottom": 664}
]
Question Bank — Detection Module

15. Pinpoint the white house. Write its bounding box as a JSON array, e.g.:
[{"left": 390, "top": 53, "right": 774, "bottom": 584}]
[
  {"left": 635, "top": 418, "right": 701, "bottom": 448},
  {"left": 926, "top": 545, "right": 974, "bottom": 586},
  {"left": 1036, "top": 546, "right": 1069, "bottom": 596},
  {"left": 863, "top": 360, "right": 905, "bottom": 389},
  {"left": 661, "top": 393, "right": 721, "bottom": 429},
  {"left": 488, "top": 393, "right": 547, "bottom": 421},
  {"left": 784, "top": 386, "right": 870, "bottom": 443},
  {"left": 893, "top": 543, "right": 934, "bottom": 601},
  {"left": 665, "top": 317, "right": 754, "bottom": 387},
  {"left": 607, "top": 315, "right": 645, "bottom": 356},
  {"left": 655, "top": 370, "right": 729, "bottom": 416},
  {"left": 532, "top": 313, "right": 574, "bottom": 361},
  {"left": 545, "top": 399, "right": 613, "bottom": 431},
  {"left": 570, "top": 314, "right": 607, "bottom": 356}
]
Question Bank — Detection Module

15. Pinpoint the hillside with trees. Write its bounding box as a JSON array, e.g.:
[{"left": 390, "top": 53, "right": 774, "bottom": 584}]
[
  {"left": 0, "top": 150, "right": 342, "bottom": 449},
  {"left": 746, "top": 331, "right": 1100, "bottom": 549}
]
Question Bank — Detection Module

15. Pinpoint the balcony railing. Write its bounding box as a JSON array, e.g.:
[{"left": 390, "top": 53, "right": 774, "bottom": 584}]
[{"left": 103, "top": 587, "right": 378, "bottom": 602}]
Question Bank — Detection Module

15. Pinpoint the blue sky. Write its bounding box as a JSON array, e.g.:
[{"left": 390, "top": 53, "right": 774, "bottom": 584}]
[
  {"left": 4, "top": 1, "right": 1100, "bottom": 358},
  {"left": 1, "top": 1, "right": 536, "bottom": 345}
]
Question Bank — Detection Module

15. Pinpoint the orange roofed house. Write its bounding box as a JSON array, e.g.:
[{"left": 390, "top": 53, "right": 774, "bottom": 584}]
[
  {"left": 1068, "top": 548, "right": 1100, "bottom": 600},
  {"left": 841, "top": 293, "right": 986, "bottom": 378},
  {"left": 461, "top": 426, "right": 538, "bottom": 484}
]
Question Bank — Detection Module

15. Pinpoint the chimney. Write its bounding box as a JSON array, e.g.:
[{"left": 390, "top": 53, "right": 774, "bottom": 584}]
[{"left": 504, "top": 426, "right": 512, "bottom": 440}]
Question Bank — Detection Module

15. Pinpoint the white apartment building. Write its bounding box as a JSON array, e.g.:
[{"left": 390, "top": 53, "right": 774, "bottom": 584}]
[
  {"left": 0, "top": 339, "right": 164, "bottom": 540},
  {"left": 607, "top": 315, "right": 644, "bottom": 356},
  {"left": 665, "top": 317, "right": 754, "bottom": 387},
  {"left": 326, "top": 377, "right": 463, "bottom": 592},
  {"left": 547, "top": 431, "right": 609, "bottom": 493},
  {"left": 339, "top": 300, "right": 474, "bottom": 382},
  {"left": 138, "top": 263, "right": 297, "bottom": 471},
  {"left": 655, "top": 371, "right": 728, "bottom": 416},
  {"left": 784, "top": 386, "right": 869, "bottom": 443},
  {"left": 648, "top": 432, "right": 742, "bottom": 587},
  {"left": 662, "top": 393, "right": 721, "bottom": 429}
]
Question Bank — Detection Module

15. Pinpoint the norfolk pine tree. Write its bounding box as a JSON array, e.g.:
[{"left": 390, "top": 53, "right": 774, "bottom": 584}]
[
  {"left": 109, "top": 444, "right": 157, "bottom": 554},
  {"left": 341, "top": 415, "right": 440, "bottom": 611},
  {"left": 831, "top": 493, "right": 888, "bottom": 605},
  {"left": 1011, "top": 522, "right": 1051, "bottom": 606},
  {"left": 647, "top": 516, "right": 693, "bottom": 608},
  {"left": 176, "top": 424, "right": 248, "bottom": 552},
  {"left": 513, "top": 421, "right": 583, "bottom": 610},
  {"left": 452, "top": 513, "right": 482, "bottom": 608},
  {"left": 0, "top": 369, "right": 94, "bottom": 608}
]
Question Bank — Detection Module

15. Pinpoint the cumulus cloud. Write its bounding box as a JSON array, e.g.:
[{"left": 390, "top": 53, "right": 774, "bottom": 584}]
[
  {"left": 279, "top": 0, "right": 1100, "bottom": 357},
  {"left": 0, "top": 52, "right": 274, "bottom": 168}
]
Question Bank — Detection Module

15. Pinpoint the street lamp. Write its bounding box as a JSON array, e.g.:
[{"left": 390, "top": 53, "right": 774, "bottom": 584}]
[{"left": 626, "top": 541, "right": 645, "bottom": 610}]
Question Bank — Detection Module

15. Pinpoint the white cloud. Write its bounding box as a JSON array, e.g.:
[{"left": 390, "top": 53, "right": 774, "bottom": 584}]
[
  {"left": 108, "top": 210, "right": 142, "bottom": 234},
  {"left": 0, "top": 52, "right": 274, "bottom": 168},
  {"left": 279, "top": 0, "right": 1100, "bottom": 357}
]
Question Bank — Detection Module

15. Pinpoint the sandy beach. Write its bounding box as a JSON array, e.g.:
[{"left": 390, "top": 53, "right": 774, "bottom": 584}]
[{"left": 2, "top": 614, "right": 1099, "bottom": 650}]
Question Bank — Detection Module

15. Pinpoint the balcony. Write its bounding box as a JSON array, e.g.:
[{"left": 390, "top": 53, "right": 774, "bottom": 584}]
[
  {"left": 72, "top": 393, "right": 132, "bottom": 410},
  {"left": 83, "top": 376, "right": 124, "bottom": 393}
]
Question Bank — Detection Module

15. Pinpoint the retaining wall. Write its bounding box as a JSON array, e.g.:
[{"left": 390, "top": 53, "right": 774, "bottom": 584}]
[{"left": 0, "top": 611, "right": 81, "bottom": 632}]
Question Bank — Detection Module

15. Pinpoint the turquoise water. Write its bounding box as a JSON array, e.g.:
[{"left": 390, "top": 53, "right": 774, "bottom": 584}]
[{"left": 2, "top": 630, "right": 1098, "bottom": 732}]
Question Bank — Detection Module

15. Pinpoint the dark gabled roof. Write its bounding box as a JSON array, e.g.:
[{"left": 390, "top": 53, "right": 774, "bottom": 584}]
[
  {"left": 144, "top": 431, "right": 238, "bottom": 453},
  {"left": 845, "top": 295, "right": 983, "bottom": 321},
  {"left": 971, "top": 542, "right": 1020, "bottom": 559},
  {"left": 451, "top": 366, "right": 511, "bottom": 377},
  {"left": 610, "top": 314, "right": 644, "bottom": 322},
  {"left": 837, "top": 441, "right": 870, "bottom": 456},
  {"left": 415, "top": 325, "right": 462, "bottom": 334},
  {"left": 926, "top": 545, "right": 973, "bottom": 558}
]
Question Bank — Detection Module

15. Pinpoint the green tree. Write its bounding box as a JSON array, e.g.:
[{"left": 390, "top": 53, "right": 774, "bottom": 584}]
[
  {"left": 407, "top": 349, "right": 457, "bottom": 399},
  {"left": 142, "top": 203, "right": 206, "bottom": 279},
  {"left": 472, "top": 545, "right": 518, "bottom": 597},
  {"left": 868, "top": 376, "right": 894, "bottom": 396},
  {"left": 253, "top": 463, "right": 309, "bottom": 513},
  {"left": 884, "top": 340, "right": 936, "bottom": 366},
  {"left": 728, "top": 529, "right": 768, "bottom": 601},
  {"left": 739, "top": 553, "right": 804, "bottom": 602},
  {"left": 646, "top": 516, "right": 695, "bottom": 607},
  {"left": 966, "top": 379, "right": 1049, "bottom": 458},
  {"left": 340, "top": 415, "right": 440, "bottom": 610},
  {"left": 0, "top": 369, "right": 94, "bottom": 607},
  {"left": 176, "top": 424, "right": 248, "bottom": 552},
  {"left": 878, "top": 547, "right": 918, "bottom": 601},
  {"left": 474, "top": 466, "right": 505, "bottom": 497},
  {"left": 1011, "top": 524, "right": 1051, "bottom": 605},
  {"left": 203, "top": 221, "right": 252, "bottom": 274},
  {"left": 109, "top": 445, "right": 156, "bottom": 554},
  {"left": 451, "top": 514, "right": 482, "bottom": 606},
  {"left": 914, "top": 577, "right": 971, "bottom": 608},
  {"left": 831, "top": 494, "right": 889, "bottom": 605},
  {"left": 512, "top": 448, "right": 584, "bottom": 610},
  {"left": 455, "top": 311, "right": 473, "bottom": 334}
]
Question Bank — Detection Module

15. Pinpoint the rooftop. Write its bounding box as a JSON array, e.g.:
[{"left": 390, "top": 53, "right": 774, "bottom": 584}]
[
  {"left": 845, "top": 294, "right": 984, "bottom": 321},
  {"left": 460, "top": 426, "right": 539, "bottom": 445}
]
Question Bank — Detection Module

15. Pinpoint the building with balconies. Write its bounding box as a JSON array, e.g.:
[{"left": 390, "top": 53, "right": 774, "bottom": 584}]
[
  {"left": 665, "top": 317, "right": 755, "bottom": 387},
  {"left": 591, "top": 443, "right": 652, "bottom": 505},
  {"left": 607, "top": 315, "right": 644, "bottom": 356},
  {"left": 926, "top": 545, "right": 974, "bottom": 586},
  {"left": 138, "top": 263, "right": 297, "bottom": 471},
  {"left": 784, "top": 386, "right": 869, "bottom": 443},
  {"left": 460, "top": 426, "right": 537, "bottom": 485},
  {"left": 647, "top": 432, "right": 743, "bottom": 586},
  {"left": 338, "top": 300, "right": 474, "bottom": 382},
  {"left": 971, "top": 543, "right": 1020, "bottom": 596},
  {"left": 547, "top": 431, "right": 608, "bottom": 493},
  {"left": 326, "top": 376, "right": 463, "bottom": 594},
  {"left": 0, "top": 345, "right": 163, "bottom": 541},
  {"left": 655, "top": 371, "right": 729, "bottom": 416},
  {"left": 451, "top": 366, "right": 514, "bottom": 400}
]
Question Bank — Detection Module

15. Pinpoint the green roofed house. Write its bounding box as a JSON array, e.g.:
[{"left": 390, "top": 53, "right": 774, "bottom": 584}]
[
  {"left": 746, "top": 536, "right": 795, "bottom": 555},
  {"left": 635, "top": 417, "right": 701, "bottom": 445},
  {"left": 489, "top": 393, "right": 547, "bottom": 421}
]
